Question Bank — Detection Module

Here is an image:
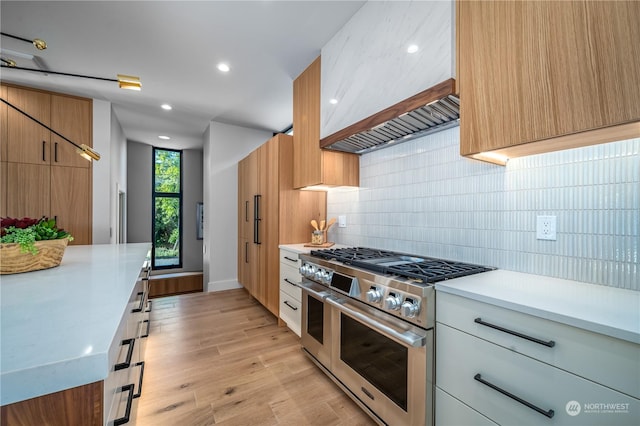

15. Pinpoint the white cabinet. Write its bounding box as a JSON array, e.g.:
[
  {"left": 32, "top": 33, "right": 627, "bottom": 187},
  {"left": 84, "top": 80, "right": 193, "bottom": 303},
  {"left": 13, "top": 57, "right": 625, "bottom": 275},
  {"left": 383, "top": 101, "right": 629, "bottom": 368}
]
[
  {"left": 435, "top": 292, "right": 640, "bottom": 425},
  {"left": 320, "top": 1, "right": 454, "bottom": 139},
  {"left": 279, "top": 248, "right": 302, "bottom": 336}
]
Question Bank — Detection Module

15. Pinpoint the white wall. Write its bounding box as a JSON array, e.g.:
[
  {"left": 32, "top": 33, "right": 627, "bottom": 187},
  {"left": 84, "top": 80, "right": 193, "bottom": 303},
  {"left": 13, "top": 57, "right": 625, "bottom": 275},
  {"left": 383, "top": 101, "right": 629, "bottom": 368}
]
[
  {"left": 327, "top": 129, "right": 639, "bottom": 290},
  {"left": 92, "top": 99, "right": 128, "bottom": 244},
  {"left": 203, "top": 122, "right": 271, "bottom": 292}
]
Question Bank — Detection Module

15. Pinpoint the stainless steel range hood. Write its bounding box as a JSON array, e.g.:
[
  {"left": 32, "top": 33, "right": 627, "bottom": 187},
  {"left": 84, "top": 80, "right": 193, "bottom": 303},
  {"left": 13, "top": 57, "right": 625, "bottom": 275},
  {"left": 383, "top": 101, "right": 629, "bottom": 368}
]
[{"left": 320, "top": 79, "right": 459, "bottom": 155}]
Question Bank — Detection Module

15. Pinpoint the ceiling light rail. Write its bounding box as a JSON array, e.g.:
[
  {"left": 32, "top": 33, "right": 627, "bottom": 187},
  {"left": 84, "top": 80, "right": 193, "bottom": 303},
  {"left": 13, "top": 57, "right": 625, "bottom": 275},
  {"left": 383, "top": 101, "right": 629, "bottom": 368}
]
[
  {"left": 0, "top": 97, "right": 101, "bottom": 162},
  {"left": 0, "top": 32, "right": 47, "bottom": 50},
  {"left": 0, "top": 65, "right": 141, "bottom": 91}
]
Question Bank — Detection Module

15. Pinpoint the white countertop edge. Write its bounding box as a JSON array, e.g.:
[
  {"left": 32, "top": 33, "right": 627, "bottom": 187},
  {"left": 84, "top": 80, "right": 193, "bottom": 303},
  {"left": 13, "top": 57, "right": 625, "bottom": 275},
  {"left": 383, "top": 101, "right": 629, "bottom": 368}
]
[
  {"left": 435, "top": 270, "right": 640, "bottom": 345},
  {"left": 1, "top": 352, "right": 108, "bottom": 406}
]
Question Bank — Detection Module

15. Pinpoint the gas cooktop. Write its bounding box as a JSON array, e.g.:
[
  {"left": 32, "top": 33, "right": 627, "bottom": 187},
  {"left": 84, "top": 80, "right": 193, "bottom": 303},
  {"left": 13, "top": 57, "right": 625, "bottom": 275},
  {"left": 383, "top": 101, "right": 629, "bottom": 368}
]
[{"left": 309, "top": 247, "right": 493, "bottom": 284}]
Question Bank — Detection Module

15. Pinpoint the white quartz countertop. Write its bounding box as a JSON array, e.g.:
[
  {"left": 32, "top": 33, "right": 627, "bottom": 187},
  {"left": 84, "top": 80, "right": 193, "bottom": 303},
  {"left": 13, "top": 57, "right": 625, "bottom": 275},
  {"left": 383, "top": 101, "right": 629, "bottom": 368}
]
[
  {"left": 435, "top": 270, "right": 640, "bottom": 345},
  {"left": 0, "top": 243, "right": 151, "bottom": 405}
]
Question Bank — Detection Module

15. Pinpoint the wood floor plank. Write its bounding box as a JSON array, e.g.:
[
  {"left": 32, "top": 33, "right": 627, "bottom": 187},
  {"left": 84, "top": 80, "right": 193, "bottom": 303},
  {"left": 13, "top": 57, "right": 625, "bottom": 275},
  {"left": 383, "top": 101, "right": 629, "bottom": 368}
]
[{"left": 136, "top": 289, "right": 376, "bottom": 426}]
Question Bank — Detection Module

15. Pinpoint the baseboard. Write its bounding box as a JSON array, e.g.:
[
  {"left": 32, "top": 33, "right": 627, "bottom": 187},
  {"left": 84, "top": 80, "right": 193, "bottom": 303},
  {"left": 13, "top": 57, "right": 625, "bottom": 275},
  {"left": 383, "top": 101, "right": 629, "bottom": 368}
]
[{"left": 207, "top": 279, "right": 242, "bottom": 292}]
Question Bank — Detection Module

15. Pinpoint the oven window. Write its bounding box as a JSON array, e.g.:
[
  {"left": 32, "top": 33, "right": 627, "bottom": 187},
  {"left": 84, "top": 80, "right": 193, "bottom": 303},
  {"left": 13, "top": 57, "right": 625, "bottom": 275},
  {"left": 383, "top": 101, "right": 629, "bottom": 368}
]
[
  {"left": 307, "top": 296, "right": 324, "bottom": 344},
  {"left": 340, "top": 314, "right": 408, "bottom": 411}
]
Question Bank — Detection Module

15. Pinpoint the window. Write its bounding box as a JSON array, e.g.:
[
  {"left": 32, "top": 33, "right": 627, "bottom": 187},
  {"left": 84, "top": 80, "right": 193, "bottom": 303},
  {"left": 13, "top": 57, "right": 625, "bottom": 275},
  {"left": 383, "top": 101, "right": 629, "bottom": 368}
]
[{"left": 152, "top": 148, "right": 182, "bottom": 269}]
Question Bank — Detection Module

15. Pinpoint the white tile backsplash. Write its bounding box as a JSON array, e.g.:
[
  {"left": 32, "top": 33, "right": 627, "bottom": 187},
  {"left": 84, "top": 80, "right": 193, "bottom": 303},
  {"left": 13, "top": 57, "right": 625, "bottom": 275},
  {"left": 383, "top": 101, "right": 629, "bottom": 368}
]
[{"left": 327, "top": 128, "right": 639, "bottom": 290}]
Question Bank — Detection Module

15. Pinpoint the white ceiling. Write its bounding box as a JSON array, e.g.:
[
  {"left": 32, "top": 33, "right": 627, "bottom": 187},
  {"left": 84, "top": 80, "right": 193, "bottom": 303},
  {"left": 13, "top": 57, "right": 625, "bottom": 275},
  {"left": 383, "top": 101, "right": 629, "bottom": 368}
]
[{"left": 0, "top": 1, "right": 365, "bottom": 150}]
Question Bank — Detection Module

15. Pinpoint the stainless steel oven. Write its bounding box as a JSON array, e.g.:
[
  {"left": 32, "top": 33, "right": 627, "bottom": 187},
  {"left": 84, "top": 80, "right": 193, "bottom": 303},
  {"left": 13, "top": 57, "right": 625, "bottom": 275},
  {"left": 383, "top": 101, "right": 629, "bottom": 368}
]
[
  {"left": 328, "top": 295, "right": 432, "bottom": 426},
  {"left": 298, "top": 247, "right": 493, "bottom": 426},
  {"left": 300, "top": 280, "right": 332, "bottom": 369}
]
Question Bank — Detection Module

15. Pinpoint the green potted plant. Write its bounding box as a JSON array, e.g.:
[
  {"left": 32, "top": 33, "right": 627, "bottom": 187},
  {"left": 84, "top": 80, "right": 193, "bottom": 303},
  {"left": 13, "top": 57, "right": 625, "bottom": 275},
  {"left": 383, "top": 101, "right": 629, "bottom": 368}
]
[{"left": 0, "top": 217, "right": 73, "bottom": 274}]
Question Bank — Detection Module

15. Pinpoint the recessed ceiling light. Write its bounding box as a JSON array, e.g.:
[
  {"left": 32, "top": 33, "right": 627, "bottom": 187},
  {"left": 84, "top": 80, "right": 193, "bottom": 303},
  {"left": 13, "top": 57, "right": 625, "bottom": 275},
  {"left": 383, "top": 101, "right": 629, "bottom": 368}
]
[
  {"left": 329, "top": 98, "right": 338, "bottom": 105},
  {"left": 158, "top": 135, "right": 170, "bottom": 140},
  {"left": 217, "top": 63, "right": 230, "bottom": 72},
  {"left": 161, "top": 104, "right": 172, "bottom": 110},
  {"left": 407, "top": 44, "right": 419, "bottom": 54}
]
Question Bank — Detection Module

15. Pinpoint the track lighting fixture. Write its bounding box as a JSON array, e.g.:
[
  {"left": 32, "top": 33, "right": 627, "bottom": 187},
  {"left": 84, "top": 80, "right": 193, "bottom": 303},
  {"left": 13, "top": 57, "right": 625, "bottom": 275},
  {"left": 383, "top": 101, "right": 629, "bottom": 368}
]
[{"left": 1, "top": 32, "right": 47, "bottom": 50}]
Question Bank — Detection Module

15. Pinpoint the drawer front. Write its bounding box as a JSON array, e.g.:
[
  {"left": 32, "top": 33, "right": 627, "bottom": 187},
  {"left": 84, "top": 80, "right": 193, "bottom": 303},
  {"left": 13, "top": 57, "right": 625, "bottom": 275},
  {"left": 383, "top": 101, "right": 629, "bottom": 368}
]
[
  {"left": 436, "top": 292, "right": 640, "bottom": 398},
  {"left": 436, "top": 387, "right": 498, "bottom": 426},
  {"left": 280, "top": 264, "right": 302, "bottom": 300},
  {"left": 279, "top": 250, "right": 301, "bottom": 268},
  {"left": 279, "top": 290, "right": 301, "bottom": 337},
  {"left": 436, "top": 323, "right": 640, "bottom": 425}
]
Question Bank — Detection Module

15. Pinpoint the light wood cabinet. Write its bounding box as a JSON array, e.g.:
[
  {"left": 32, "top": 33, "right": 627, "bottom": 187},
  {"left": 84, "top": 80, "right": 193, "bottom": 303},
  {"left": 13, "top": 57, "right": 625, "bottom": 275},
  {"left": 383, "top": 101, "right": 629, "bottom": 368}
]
[
  {"left": 1, "top": 85, "right": 7, "bottom": 163},
  {"left": 1, "top": 84, "right": 92, "bottom": 244},
  {"left": 293, "top": 57, "right": 359, "bottom": 189},
  {"left": 458, "top": 0, "right": 640, "bottom": 164},
  {"left": 238, "top": 134, "right": 326, "bottom": 316}
]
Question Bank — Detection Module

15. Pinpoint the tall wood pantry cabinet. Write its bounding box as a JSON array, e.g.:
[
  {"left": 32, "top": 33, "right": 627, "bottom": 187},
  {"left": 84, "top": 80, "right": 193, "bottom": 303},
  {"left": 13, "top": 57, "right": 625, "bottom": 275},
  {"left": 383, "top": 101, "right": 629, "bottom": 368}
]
[
  {"left": 238, "top": 133, "right": 326, "bottom": 316},
  {"left": 458, "top": 0, "right": 640, "bottom": 164},
  {"left": 293, "top": 56, "right": 359, "bottom": 189},
  {"left": 0, "top": 84, "right": 93, "bottom": 244}
]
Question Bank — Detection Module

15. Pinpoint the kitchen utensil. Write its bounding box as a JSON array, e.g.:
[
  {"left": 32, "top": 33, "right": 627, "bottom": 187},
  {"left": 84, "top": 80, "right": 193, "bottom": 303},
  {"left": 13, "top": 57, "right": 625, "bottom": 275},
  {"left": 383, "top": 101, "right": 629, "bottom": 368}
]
[
  {"left": 311, "top": 220, "right": 319, "bottom": 230},
  {"left": 320, "top": 220, "right": 326, "bottom": 231},
  {"left": 325, "top": 217, "right": 336, "bottom": 231}
]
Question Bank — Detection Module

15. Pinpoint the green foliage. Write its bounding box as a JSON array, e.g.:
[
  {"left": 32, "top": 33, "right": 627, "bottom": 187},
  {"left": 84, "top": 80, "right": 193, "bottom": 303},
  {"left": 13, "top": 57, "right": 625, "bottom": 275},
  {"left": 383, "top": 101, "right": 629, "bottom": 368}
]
[
  {"left": 153, "top": 149, "right": 181, "bottom": 264},
  {"left": 1, "top": 217, "right": 73, "bottom": 254}
]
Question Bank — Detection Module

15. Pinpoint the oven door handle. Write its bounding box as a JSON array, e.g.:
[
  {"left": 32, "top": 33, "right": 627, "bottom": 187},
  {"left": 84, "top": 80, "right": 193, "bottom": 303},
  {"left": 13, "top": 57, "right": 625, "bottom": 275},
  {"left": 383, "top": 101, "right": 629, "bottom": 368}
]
[
  {"left": 299, "top": 281, "right": 331, "bottom": 300},
  {"left": 325, "top": 297, "right": 426, "bottom": 348}
]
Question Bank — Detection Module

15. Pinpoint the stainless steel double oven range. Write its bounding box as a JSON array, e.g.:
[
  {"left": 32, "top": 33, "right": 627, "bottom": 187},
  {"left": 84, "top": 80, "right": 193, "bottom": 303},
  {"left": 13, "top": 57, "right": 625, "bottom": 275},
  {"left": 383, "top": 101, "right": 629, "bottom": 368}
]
[{"left": 299, "top": 247, "right": 492, "bottom": 426}]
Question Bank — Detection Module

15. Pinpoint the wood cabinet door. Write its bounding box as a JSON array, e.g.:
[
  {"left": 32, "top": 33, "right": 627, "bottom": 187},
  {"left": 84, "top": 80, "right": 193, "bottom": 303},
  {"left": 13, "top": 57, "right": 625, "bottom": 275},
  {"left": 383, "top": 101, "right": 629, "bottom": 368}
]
[
  {"left": 7, "top": 86, "right": 51, "bottom": 165},
  {"left": 1, "top": 85, "right": 7, "bottom": 163},
  {"left": 293, "top": 56, "right": 323, "bottom": 188},
  {"left": 6, "top": 162, "right": 50, "bottom": 218},
  {"left": 51, "top": 166, "right": 91, "bottom": 245},
  {"left": 0, "top": 162, "right": 6, "bottom": 217},
  {"left": 50, "top": 95, "right": 92, "bottom": 168},
  {"left": 459, "top": 0, "right": 640, "bottom": 156}
]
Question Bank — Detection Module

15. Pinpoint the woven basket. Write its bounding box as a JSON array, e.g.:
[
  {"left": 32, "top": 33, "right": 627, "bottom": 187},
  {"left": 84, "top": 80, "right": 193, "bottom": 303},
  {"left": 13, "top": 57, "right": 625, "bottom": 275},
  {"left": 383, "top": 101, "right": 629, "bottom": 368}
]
[{"left": 0, "top": 238, "right": 69, "bottom": 275}]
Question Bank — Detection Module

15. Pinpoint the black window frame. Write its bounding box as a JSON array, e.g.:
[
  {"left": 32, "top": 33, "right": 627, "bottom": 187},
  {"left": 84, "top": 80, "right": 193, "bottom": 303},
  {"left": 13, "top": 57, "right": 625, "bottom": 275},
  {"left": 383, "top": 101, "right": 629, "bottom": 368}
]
[{"left": 151, "top": 147, "right": 183, "bottom": 270}]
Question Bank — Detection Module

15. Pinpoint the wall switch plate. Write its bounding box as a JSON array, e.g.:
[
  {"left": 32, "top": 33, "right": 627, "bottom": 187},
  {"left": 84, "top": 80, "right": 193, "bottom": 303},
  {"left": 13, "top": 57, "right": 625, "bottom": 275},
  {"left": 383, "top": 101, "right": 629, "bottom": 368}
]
[
  {"left": 338, "top": 215, "right": 347, "bottom": 228},
  {"left": 536, "top": 215, "right": 557, "bottom": 240}
]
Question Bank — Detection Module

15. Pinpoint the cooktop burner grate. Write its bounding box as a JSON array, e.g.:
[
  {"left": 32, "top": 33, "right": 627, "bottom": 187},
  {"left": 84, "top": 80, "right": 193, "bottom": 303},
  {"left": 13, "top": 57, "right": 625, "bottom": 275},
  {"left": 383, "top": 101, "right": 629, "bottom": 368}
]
[{"left": 310, "top": 247, "right": 493, "bottom": 283}]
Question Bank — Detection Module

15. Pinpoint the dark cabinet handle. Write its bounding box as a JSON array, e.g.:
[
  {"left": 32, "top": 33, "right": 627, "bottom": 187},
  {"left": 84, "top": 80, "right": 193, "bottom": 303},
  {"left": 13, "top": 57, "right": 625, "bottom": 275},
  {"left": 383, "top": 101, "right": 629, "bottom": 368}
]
[
  {"left": 113, "top": 384, "right": 135, "bottom": 426},
  {"left": 474, "top": 374, "right": 554, "bottom": 418},
  {"left": 253, "top": 194, "right": 262, "bottom": 245},
  {"left": 132, "top": 291, "right": 145, "bottom": 313},
  {"left": 245, "top": 241, "right": 249, "bottom": 263},
  {"left": 474, "top": 318, "right": 555, "bottom": 347},
  {"left": 283, "top": 300, "right": 298, "bottom": 311},
  {"left": 284, "top": 256, "right": 298, "bottom": 263},
  {"left": 284, "top": 278, "right": 299, "bottom": 286},
  {"left": 133, "top": 361, "right": 145, "bottom": 399},
  {"left": 145, "top": 299, "right": 152, "bottom": 313},
  {"left": 54, "top": 142, "right": 58, "bottom": 162},
  {"left": 141, "top": 319, "right": 150, "bottom": 338},
  {"left": 42, "top": 141, "right": 46, "bottom": 161},
  {"left": 115, "top": 338, "right": 135, "bottom": 371},
  {"left": 245, "top": 200, "right": 249, "bottom": 222}
]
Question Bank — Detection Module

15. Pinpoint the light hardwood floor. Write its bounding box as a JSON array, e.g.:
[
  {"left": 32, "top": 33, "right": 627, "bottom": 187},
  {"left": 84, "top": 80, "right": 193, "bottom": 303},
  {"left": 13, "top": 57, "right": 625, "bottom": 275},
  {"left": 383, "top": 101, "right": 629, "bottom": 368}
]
[{"left": 136, "top": 289, "right": 377, "bottom": 426}]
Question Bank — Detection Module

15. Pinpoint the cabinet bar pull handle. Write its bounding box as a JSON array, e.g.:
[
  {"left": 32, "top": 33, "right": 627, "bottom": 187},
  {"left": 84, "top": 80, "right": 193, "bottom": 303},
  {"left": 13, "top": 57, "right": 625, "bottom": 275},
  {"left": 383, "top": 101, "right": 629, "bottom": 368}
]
[
  {"left": 253, "top": 194, "right": 262, "bottom": 245},
  {"left": 145, "top": 299, "right": 152, "bottom": 313},
  {"left": 284, "top": 256, "right": 297, "bottom": 263},
  {"left": 54, "top": 142, "right": 58, "bottom": 162},
  {"left": 141, "top": 319, "right": 150, "bottom": 338},
  {"left": 474, "top": 317, "right": 555, "bottom": 347},
  {"left": 133, "top": 361, "right": 145, "bottom": 398},
  {"left": 284, "top": 278, "right": 299, "bottom": 286},
  {"left": 132, "top": 291, "right": 145, "bottom": 313},
  {"left": 113, "top": 384, "right": 135, "bottom": 426},
  {"left": 245, "top": 200, "right": 249, "bottom": 222},
  {"left": 245, "top": 241, "right": 249, "bottom": 263},
  {"left": 115, "top": 338, "right": 135, "bottom": 370},
  {"left": 283, "top": 300, "right": 298, "bottom": 311},
  {"left": 474, "top": 374, "right": 554, "bottom": 418},
  {"left": 42, "top": 141, "right": 46, "bottom": 161}
]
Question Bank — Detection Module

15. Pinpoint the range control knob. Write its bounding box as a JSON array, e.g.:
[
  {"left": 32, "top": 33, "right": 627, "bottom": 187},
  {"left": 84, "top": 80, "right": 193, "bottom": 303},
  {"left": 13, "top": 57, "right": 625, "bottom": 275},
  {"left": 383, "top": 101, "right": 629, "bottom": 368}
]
[
  {"left": 401, "top": 300, "right": 420, "bottom": 318},
  {"left": 384, "top": 293, "right": 402, "bottom": 310},
  {"left": 366, "top": 287, "right": 383, "bottom": 303}
]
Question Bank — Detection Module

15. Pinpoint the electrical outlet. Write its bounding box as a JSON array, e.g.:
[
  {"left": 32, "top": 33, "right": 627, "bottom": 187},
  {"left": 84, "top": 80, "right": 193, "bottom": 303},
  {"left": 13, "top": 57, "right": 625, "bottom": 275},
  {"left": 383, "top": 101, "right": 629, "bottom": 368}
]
[
  {"left": 338, "top": 215, "right": 347, "bottom": 228},
  {"left": 536, "top": 215, "right": 557, "bottom": 241}
]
